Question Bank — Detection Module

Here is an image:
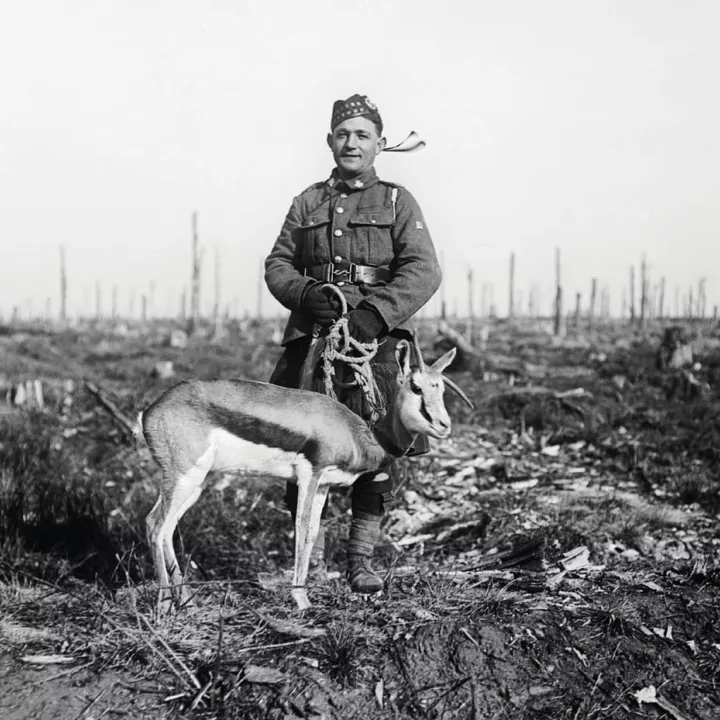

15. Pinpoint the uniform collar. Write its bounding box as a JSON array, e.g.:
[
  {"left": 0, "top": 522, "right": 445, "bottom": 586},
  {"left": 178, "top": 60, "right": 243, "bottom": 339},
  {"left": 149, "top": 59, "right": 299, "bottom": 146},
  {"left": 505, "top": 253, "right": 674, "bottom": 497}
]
[{"left": 327, "top": 167, "right": 379, "bottom": 192}]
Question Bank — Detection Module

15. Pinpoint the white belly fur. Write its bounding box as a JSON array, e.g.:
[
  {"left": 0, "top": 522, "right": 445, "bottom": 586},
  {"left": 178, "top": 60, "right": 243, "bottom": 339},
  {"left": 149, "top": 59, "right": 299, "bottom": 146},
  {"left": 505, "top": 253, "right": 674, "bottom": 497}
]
[
  {"left": 209, "top": 428, "right": 297, "bottom": 477},
  {"left": 207, "top": 428, "right": 359, "bottom": 488}
]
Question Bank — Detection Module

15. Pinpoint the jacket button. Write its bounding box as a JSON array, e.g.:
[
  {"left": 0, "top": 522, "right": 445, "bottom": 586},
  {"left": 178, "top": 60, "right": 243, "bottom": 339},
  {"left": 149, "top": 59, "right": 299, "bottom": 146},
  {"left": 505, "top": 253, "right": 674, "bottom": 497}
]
[
  {"left": 340, "top": 193, "right": 348, "bottom": 199},
  {"left": 334, "top": 229, "right": 343, "bottom": 237},
  {"left": 334, "top": 255, "right": 342, "bottom": 262},
  {"left": 336, "top": 207, "right": 344, "bottom": 214},
  {"left": 371, "top": 218, "right": 376, "bottom": 224}
]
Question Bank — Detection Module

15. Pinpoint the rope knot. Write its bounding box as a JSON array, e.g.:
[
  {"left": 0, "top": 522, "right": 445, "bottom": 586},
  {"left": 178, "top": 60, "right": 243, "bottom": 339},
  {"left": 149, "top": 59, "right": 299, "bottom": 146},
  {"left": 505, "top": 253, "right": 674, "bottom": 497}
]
[{"left": 317, "top": 284, "right": 384, "bottom": 424}]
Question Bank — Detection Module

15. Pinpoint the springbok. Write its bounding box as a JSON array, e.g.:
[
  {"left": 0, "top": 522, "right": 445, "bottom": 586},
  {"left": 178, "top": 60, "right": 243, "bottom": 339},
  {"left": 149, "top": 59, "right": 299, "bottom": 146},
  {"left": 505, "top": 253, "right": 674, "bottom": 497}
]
[{"left": 136, "top": 335, "right": 472, "bottom": 610}]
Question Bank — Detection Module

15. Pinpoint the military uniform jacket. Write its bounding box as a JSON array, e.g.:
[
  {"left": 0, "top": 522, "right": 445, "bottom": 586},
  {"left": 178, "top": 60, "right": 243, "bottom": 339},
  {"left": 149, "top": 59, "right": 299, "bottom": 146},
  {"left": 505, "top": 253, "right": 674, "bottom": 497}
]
[{"left": 265, "top": 168, "right": 442, "bottom": 346}]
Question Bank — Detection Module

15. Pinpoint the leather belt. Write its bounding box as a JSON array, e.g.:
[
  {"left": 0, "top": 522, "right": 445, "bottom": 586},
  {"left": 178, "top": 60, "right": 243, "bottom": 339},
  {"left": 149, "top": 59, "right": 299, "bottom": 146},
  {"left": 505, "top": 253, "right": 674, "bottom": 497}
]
[{"left": 305, "top": 263, "right": 391, "bottom": 285}]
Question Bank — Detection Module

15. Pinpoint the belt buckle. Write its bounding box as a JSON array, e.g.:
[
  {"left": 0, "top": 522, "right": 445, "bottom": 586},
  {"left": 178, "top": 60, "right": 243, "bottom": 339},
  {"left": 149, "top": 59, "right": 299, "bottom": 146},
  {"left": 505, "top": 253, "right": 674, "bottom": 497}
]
[
  {"left": 322, "top": 262, "right": 335, "bottom": 282},
  {"left": 348, "top": 263, "right": 358, "bottom": 283}
]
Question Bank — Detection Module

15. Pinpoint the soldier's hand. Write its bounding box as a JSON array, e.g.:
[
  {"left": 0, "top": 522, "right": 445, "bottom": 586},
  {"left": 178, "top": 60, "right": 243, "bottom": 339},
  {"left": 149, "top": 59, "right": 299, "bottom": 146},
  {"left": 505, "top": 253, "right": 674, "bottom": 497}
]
[
  {"left": 303, "top": 285, "right": 341, "bottom": 327},
  {"left": 347, "top": 306, "right": 385, "bottom": 343}
]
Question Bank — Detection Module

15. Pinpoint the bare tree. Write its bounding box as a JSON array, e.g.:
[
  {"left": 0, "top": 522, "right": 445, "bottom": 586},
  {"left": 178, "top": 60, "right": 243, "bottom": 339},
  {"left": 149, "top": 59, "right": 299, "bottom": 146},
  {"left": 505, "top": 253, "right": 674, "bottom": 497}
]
[
  {"left": 574, "top": 292, "right": 581, "bottom": 331},
  {"left": 95, "top": 281, "right": 102, "bottom": 320},
  {"left": 658, "top": 277, "right": 665, "bottom": 320},
  {"left": 639, "top": 254, "right": 648, "bottom": 329},
  {"left": 698, "top": 278, "right": 707, "bottom": 318},
  {"left": 553, "top": 248, "right": 563, "bottom": 336},
  {"left": 189, "top": 211, "right": 203, "bottom": 334},
  {"left": 589, "top": 278, "right": 597, "bottom": 330},
  {"left": 59, "top": 246, "right": 67, "bottom": 322}
]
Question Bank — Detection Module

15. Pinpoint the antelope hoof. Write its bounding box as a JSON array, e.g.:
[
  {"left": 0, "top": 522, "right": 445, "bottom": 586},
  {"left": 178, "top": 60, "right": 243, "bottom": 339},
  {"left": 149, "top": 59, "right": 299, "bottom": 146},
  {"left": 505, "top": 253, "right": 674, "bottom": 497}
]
[{"left": 291, "top": 587, "right": 311, "bottom": 611}]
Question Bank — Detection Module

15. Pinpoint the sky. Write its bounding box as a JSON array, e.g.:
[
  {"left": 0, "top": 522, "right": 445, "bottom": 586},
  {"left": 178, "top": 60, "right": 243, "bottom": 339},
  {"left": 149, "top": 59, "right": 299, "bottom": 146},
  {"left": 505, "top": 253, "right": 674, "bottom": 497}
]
[{"left": 1, "top": 0, "right": 719, "bottom": 321}]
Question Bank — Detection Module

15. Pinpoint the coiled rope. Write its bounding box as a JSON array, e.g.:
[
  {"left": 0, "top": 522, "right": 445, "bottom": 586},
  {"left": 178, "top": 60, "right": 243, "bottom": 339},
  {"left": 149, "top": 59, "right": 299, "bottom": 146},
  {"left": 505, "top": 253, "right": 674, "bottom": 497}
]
[{"left": 315, "top": 284, "right": 385, "bottom": 425}]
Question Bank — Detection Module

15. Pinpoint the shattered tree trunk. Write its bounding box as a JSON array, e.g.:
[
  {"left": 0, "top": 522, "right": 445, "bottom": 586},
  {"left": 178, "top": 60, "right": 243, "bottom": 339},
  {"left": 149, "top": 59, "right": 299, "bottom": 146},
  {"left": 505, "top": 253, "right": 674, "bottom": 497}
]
[
  {"left": 698, "top": 278, "right": 706, "bottom": 318},
  {"left": 149, "top": 281, "right": 156, "bottom": 320},
  {"left": 59, "top": 246, "right": 67, "bottom": 322},
  {"left": 189, "top": 211, "right": 202, "bottom": 335},
  {"left": 553, "top": 248, "right": 563, "bottom": 336},
  {"left": 650, "top": 284, "right": 657, "bottom": 320},
  {"left": 7, "top": 380, "right": 45, "bottom": 409},
  {"left": 95, "top": 281, "right": 101, "bottom": 320},
  {"left": 589, "top": 278, "right": 597, "bottom": 330},
  {"left": 574, "top": 293, "right": 581, "bottom": 331},
  {"left": 629, "top": 265, "right": 635, "bottom": 324},
  {"left": 658, "top": 277, "right": 665, "bottom": 321},
  {"left": 639, "top": 254, "right": 648, "bottom": 329},
  {"left": 601, "top": 287, "right": 609, "bottom": 320}
]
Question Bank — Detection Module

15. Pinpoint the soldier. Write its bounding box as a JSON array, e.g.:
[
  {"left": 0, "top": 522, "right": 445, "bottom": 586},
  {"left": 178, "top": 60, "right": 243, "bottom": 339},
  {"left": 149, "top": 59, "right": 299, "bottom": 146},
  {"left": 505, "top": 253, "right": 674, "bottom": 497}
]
[{"left": 265, "top": 94, "right": 442, "bottom": 593}]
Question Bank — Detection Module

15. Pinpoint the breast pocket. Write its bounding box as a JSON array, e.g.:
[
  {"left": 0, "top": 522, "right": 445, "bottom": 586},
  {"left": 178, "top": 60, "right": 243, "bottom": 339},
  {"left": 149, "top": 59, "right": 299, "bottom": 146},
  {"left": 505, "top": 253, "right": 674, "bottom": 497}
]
[
  {"left": 298, "top": 214, "right": 331, "bottom": 265},
  {"left": 347, "top": 209, "right": 394, "bottom": 265}
]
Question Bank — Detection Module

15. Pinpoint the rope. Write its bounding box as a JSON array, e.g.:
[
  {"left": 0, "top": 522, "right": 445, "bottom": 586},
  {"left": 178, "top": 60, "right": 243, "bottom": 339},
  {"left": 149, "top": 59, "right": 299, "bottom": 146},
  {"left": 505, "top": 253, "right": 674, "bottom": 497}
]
[{"left": 316, "top": 284, "right": 384, "bottom": 425}]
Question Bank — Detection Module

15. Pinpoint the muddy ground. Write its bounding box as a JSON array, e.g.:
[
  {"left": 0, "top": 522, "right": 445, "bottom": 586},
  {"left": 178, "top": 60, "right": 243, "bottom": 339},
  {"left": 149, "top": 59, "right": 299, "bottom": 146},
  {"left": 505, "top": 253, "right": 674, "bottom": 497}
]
[{"left": 0, "top": 318, "right": 719, "bottom": 719}]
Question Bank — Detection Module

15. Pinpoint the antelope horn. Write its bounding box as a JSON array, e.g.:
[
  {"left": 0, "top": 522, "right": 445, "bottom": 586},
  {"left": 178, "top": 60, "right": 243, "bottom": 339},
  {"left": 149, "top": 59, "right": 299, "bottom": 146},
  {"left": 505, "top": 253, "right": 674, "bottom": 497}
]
[
  {"left": 442, "top": 376, "right": 474, "bottom": 410},
  {"left": 411, "top": 331, "right": 426, "bottom": 370}
]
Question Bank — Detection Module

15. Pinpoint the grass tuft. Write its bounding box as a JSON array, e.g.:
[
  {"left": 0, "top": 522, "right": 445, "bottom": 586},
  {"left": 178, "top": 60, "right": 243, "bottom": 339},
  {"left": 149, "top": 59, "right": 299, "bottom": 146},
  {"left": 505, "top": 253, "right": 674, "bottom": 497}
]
[{"left": 316, "top": 620, "right": 375, "bottom": 688}]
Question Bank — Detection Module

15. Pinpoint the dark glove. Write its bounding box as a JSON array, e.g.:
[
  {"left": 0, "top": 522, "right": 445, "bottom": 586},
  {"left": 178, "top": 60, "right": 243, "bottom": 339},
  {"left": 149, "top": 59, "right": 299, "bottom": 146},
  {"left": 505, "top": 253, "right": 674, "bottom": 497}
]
[
  {"left": 347, "top": 306, "right": 385, "bottom": 343},
  {"left": 302, "top": 284, "right": 341, "bottom": 327}
]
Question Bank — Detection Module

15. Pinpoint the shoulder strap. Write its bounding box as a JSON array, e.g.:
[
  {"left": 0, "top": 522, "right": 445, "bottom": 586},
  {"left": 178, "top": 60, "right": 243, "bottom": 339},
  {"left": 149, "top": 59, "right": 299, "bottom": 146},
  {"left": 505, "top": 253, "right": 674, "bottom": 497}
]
[{"left": 390, "top": 187, "right": 398, "bottom": 224}]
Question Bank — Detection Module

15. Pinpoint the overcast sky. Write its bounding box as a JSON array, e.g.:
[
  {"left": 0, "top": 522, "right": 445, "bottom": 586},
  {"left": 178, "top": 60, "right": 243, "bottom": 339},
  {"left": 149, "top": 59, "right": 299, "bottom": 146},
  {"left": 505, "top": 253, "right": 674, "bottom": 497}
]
[{"left": 1, "top": 0, "right": 719, "bottom": 320}]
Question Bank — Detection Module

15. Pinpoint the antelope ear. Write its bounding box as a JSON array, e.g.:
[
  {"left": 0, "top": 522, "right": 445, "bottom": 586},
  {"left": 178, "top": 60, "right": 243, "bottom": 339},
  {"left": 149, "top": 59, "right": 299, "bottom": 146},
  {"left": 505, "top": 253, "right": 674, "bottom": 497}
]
[
  {"left": 430, "top": 347, "right": 457, "bottom": 374},
  {"left": 395, "top": 340, "right": 412, "bottom": 377}
]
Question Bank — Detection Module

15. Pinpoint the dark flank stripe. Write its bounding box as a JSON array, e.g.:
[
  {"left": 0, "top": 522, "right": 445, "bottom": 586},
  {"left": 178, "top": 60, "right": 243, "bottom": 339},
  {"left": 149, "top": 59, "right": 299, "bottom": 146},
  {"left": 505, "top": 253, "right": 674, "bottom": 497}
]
[{"left": 206, "top": 402, "right": 321, "bottom": 465}]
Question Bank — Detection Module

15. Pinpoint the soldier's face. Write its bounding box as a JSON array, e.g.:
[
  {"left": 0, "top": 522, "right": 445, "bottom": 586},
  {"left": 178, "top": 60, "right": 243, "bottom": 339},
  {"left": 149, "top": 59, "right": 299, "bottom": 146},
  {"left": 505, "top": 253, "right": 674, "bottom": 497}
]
[{"left": 327, "top": 117, "right": 386, "bottom": 179}]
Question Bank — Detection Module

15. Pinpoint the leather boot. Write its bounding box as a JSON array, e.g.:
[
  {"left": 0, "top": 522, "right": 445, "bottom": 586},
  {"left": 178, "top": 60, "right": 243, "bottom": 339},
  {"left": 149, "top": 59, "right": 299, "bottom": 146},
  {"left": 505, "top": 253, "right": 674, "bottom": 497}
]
[{"left": 347, "top": 512, "right": 384, "bottom": 593}]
